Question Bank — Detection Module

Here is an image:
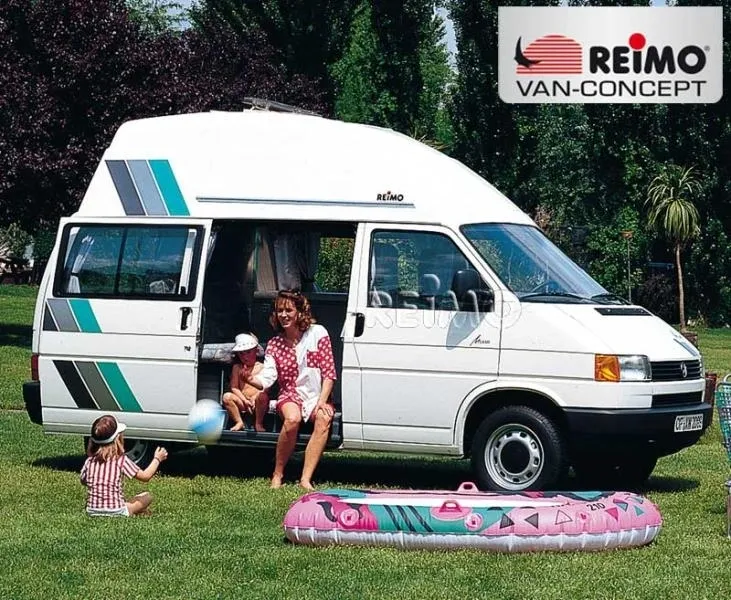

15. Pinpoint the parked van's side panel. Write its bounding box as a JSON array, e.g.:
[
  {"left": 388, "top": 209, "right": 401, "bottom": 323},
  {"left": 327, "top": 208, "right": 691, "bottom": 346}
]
[
  {"left": 38, "top": 217, "right": 212, "bottom": 440},
  {"left": 347, "top": 223, "right": 504, "bottom": 452}
]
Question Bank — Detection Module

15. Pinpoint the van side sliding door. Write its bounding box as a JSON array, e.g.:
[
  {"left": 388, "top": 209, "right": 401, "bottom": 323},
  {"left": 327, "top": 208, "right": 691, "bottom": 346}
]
[{"left": 39, "top": 217, "right": 212, "bottom": 438}]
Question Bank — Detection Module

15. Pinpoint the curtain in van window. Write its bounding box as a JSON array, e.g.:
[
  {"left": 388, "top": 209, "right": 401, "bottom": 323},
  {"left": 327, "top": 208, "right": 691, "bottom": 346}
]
[
  {"left": 272, "top": 232, "right": 321, "bottom": 292},
  {"left": 255, "top": 229, "right": 278, "bottom": 292},
  {"left": 273, "top": 233, "right": 301, "bottom": 290},
  {"left": 67, "top": 235, "right": 95, "bottom": 293}
]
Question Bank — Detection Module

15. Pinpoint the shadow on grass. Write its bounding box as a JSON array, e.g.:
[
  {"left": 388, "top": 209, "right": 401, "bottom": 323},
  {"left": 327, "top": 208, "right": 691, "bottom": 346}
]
[
  {"left": 33, "top": 449, "right": 699, "bottom": 493},
  {"left": 0, "top": 323, "right": 32, "bottom": 348}
]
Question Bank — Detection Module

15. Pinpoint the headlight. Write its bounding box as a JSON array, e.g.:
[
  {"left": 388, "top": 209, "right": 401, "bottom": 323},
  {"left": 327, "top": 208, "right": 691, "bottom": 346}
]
[{"left": 595, "top": 355, "right": 651, "bottom": 382}]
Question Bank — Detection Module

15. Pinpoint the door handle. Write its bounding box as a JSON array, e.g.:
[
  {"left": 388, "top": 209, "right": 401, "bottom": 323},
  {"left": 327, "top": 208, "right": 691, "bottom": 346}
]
[
  {"left": 180, "top": 307, "right": 193, "bottom": 330},
  {"left": 354, "top": 312, "right": 365, "bottom": 337}
]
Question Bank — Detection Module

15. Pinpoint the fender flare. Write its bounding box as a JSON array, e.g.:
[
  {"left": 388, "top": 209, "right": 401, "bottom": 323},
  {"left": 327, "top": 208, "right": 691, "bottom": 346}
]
[{"left": 452, "top": 379, "right": 566, "bottom": 454}]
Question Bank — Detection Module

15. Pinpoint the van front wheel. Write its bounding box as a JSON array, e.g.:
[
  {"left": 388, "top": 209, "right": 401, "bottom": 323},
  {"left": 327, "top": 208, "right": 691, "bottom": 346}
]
[{"left": 471, "top": 406, "right": 567, "bottom": 492}]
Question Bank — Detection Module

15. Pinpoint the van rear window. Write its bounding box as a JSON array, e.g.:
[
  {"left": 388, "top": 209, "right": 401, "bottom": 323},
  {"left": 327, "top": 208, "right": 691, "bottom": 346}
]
[{"left": 54, "top": 224, "right": 201, "bottom": 300}]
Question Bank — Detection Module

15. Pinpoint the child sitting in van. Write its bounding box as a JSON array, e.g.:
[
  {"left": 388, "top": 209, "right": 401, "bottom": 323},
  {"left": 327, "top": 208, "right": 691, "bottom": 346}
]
[
  {"left": 222, "top": 332, "right": 269, "bottom": 432},
  {"left": 80, "top": 415, "right": 167, "bottom": 517}
]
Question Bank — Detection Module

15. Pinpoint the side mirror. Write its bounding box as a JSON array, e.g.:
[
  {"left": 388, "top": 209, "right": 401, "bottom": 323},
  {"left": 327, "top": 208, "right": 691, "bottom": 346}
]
[{"left": 451, "top": 270, "right": 494, "bottom": 312}]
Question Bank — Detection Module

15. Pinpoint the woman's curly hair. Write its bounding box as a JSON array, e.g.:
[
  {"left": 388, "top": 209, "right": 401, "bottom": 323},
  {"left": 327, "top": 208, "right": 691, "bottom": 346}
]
[{"left": 269, "top": 289, "right": 316, "bottom": 334}]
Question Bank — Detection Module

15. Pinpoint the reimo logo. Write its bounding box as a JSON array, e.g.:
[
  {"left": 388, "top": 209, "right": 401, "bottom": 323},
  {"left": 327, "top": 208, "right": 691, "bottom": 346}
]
[
  {"left": 498, "top": 6, "right": 722, "bottom": 104},
  {"left": 376, "top": 191, "right": 404, "bottom": 203}
]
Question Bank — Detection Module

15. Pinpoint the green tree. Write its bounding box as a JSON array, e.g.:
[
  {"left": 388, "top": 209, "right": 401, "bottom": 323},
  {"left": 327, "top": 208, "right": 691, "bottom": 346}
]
[
  {"left": 193, "top": 0, "right": 359, "bottom": 106},
  {"left": 332, "top": 0, "right": 446, "bottom": 138},
  {"left": 646, "top": 165, "right": 702, "bottom": 332},
  {"left": 126, "top": 0, "right": 185, "bottom": 34},
  {"left": 413, "top": 7, "right": 453, "bottom": 148},
  {"left": 331, "top": 1, "right": 393, "bottom": 125}
]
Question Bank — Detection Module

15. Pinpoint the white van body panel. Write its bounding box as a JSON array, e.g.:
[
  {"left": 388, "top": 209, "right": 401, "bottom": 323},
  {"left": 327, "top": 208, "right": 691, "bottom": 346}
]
[
  {"left": 38, "top": 216, "right": 211, "bottom": 434},
  {"left": 348, "top": 222, "right": 503, "bottom": 448},
  {"left": 77, "top": 112, "right": 533, "bottom": 229}
]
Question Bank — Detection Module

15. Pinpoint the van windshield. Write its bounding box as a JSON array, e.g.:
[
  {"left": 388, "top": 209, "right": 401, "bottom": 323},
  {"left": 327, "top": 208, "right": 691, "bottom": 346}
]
[{"left": 461, "top": 223, "right": 620, "bottom": 304}]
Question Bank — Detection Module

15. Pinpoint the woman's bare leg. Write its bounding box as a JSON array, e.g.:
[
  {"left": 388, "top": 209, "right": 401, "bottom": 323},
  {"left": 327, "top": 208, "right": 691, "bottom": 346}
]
[
  {"left": 126, "top": 491, "right": 153, "bottom": 515},
  {"left": 222, "top": 392, "right": 245, "bottom": 431},
  {"left": 300, "top": 408, "right": 333, "bottom": 490},
  {"left": 271, "top": 403, "right": 301, "bottom": 488}
]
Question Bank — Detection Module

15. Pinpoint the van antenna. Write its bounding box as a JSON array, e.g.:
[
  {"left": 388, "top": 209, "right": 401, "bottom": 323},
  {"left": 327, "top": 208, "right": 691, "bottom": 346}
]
[{"left": 242, "top": 97, "right": 320, "bottom": 117}]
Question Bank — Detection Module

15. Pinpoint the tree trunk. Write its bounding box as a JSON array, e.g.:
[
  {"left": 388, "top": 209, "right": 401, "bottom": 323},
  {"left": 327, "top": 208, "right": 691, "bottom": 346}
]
[{"left": 675, "top": 243, "right": 686, "bottom": 331}]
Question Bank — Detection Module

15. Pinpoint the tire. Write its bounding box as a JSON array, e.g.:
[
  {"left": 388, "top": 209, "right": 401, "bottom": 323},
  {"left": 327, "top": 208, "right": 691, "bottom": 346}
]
[
  {"left": 471, "top": 405, "right": 567, "bottom": 492},
  {"left": 124, "top": 438, "right": 157, "bottom": 468},
  {"left": 573, "top": 455, "right": 657, "bottom": 489}
]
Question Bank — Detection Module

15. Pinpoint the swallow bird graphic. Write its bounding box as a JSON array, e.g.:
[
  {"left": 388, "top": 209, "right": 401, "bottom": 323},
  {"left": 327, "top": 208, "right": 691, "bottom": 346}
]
[{"left": 514, "top": 37, "right": 541, "bottom": 68}]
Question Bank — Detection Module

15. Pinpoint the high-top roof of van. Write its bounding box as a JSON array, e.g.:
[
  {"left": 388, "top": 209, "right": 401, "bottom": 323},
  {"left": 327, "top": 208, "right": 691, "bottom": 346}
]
[{"left": 78, "top": 111, "right": 534, "bottom": 227}]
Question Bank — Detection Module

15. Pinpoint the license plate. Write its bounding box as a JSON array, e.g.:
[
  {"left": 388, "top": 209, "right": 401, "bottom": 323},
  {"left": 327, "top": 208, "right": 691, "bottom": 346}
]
[{"left": 674, "top": 414, "right": 703, "bottom": 433}]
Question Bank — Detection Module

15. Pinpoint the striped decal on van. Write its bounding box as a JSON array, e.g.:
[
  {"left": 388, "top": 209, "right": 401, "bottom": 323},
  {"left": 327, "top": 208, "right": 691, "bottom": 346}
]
[
  {"left": 53, "top": 360, "right": 143, "bottom": 412},
  {"left": 105, "top": 159, "right": 189, "bottom": 217},
  {"left": 43, "top": 299, "right": 102, "bottom": 332}
]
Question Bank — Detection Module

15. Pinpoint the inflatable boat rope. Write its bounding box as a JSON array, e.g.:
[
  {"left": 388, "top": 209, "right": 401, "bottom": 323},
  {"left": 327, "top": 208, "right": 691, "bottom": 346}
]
[{"left": 283, "top": 482, "right": 663, "bottom": 552}]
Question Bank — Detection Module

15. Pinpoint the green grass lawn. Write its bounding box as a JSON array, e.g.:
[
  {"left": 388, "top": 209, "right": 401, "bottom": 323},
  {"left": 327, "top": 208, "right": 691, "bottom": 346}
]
[
  {"left": 0, "top": 285, "right": 35, "bottom": 410},
  {"left": 2, "top": 284, "right": 731, "bottom": 599}
]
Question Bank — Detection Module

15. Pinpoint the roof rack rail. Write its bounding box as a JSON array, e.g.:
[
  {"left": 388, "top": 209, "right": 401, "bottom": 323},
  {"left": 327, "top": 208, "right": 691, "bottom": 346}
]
[{"left": 242, "top": 97, "right": 320, "bottom": 117}]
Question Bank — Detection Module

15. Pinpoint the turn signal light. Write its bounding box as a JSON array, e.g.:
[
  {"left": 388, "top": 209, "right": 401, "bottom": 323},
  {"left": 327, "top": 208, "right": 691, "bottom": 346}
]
[
  {"left": 31, "top": 353, "right": 39, "bottom": 382},
  {"left": 595, "top": 354, "right": 620, "bottom": 382}
]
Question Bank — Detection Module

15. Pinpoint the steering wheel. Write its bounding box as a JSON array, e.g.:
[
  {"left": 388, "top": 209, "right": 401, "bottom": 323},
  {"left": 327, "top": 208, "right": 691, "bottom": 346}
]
[{"left": 527, "top": 279, "right": 560, "bottom": 294}]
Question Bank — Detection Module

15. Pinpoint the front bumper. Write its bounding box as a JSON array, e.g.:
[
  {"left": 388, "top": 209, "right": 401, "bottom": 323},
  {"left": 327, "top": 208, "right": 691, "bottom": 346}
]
[
  {"left": 565, "top": 402, "right": 712, "bottom": 457},
  {"left": 23, "top": 381, "right": 42, "bottom": 425}
]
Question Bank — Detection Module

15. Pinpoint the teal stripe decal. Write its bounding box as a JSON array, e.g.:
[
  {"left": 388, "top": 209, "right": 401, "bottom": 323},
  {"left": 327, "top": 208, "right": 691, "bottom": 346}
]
[
  {"left": 68, "top": 299, "right": 101, "bottom": 333},
  {"left": 149, "top": 159, "right": 189, "bottom": 216},
  {"left": 97, "top": 362, "right": 143, "bottom": 412}
]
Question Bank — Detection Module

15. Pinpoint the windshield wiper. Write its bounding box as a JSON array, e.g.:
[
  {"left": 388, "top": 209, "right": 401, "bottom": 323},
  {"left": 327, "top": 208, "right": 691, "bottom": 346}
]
[
  {"left": 590, "top": 293, "right": 630, "bottom": 305},
  {"left": 519, "top": 292, "right": 592, "bottom": 303}
]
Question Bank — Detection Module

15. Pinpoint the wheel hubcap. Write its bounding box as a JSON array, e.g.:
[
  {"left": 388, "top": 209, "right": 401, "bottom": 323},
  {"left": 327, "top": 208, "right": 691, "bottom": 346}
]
[
  {"left": 484, "top": 424, "right": 544, "bottom": 490},
  {"left": 124, "top": 439, "right": 149, "bottom": 464}
]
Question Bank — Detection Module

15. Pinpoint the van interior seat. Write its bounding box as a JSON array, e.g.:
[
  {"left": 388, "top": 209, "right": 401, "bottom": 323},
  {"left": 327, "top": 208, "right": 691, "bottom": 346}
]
[{"left": 370, "top": 241, "right": 399, "bottom": 308}]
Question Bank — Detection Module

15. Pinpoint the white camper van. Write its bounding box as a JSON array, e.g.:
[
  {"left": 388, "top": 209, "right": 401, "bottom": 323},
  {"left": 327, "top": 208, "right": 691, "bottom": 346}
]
[{"left": 23, "top": 109, "right": 710, "bottom": 491}]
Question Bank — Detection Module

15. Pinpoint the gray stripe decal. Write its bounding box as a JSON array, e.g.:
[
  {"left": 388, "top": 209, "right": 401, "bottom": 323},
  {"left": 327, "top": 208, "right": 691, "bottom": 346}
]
[
  {"left": 75, "top": 361, "right": 119, "bottom": 411},
  {"left": 48, "top": 299, "right": 79, "bottom": 332},
  {"left": 43, "top": 304, "right": 58, "bottom": 331},
  {"left": 197, "top": 197, "right": 416, "bottom": 208},
  {"left": 106, "top": 160, "right": 145, "bottom": 215},
  {"left": 128, "top": 160, "right": 168, "bottom": 216}
]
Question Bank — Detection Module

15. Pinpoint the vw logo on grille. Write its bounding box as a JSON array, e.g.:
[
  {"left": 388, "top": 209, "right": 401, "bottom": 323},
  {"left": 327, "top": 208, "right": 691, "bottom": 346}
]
[{"left": 680, "top": 362, "right": 688, "bottom": 378}]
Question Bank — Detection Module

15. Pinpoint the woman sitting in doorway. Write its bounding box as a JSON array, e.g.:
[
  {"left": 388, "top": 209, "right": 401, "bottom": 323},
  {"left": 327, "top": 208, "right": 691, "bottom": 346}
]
[{"left": 249, "top": 290, "right": 337, "bottom": 490}]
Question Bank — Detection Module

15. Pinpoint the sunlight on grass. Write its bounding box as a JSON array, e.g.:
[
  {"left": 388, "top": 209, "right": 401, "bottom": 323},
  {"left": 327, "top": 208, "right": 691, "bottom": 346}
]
[
  {"left": 2, "top": 284, "right": 731, "bottom": 599},
  {"left": 1, "top": 410, "right": 731, "bottom": 600}
]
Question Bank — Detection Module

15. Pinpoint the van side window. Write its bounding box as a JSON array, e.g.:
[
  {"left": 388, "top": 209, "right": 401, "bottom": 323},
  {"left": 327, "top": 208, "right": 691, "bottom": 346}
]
[
  {"left": 55, "top": 225, "right": 201, "bottom": 299},
  {"left": 369, "top": 231, "right": 492, "bottom": 311}
]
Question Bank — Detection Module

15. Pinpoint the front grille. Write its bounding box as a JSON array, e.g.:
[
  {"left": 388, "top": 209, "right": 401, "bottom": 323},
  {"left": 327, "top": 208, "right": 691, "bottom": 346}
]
[
  {"left": 651, "top": 359, "right": 702, "bottom": 382},
  {"left": 652, "top": 392, "right": 703, "bottom": 408}
]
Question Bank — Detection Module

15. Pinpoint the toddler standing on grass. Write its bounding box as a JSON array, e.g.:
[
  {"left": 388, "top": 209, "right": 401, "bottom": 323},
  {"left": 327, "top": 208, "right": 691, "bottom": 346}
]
[{"left": 80, "top": 414, "right": 167, "bottom": 517}]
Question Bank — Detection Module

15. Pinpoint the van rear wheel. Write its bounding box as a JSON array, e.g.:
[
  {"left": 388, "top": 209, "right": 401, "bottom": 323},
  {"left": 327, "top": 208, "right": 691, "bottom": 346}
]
[
  {"left": 471, "top": 406, "right": 567, "bottom": 492},
  {"left": 124, "top": 438, "right": 156, "bottom": 468}
]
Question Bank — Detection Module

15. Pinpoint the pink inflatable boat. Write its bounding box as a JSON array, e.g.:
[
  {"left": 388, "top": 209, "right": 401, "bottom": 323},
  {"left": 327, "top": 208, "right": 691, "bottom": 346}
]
[{"left": 283, "top": 483, "right": 662, "bottom": 552}]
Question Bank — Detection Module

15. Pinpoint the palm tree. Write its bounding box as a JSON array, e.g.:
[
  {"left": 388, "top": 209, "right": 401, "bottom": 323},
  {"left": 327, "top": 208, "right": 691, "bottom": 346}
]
[{"left": 645, "top": 165, "right": 701, "bottom": 332}]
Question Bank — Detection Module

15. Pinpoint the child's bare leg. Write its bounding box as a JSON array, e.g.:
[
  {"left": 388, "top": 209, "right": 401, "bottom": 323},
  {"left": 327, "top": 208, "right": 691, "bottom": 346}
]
[
  {"left": 222, "top": 392, "right": 245, "bottom": 431},
  {"left": 246, "top": 364, "right": 267, "bottom": 432},
  {"left": 254, "top": 391, "right": 269, "bottom": 432},
  {"left": 126, "top": 491, "right": 153, "bottom": 516}
]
